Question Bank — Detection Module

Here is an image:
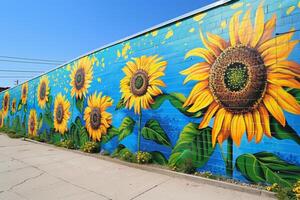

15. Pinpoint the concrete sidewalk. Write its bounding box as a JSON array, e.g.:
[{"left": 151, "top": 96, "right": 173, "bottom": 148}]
[{"left": 0, "top": 134, "right": 273, "bottom": 200}]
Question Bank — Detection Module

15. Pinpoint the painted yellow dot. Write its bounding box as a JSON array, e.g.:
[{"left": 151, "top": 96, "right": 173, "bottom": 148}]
[
  {"left": 66, "top": 64, "right": 71, "bottom": 71},
  {"left": 97, "top": 78, "right": 101, "bottom": 83},
  {"left": 151, "top": 30, "right": 158, "bottom": 37},
  {"left": 287, "top": 6, "right": 295, "bottom": 15},
  {"left": 189, "top": 28, "right": 195, "bottom": 33},
  {"left": 175, "top": 22, "right": 182, "bottom": 27},
  {"left": 221, "top": 20, "right": 227, "bottom": 29},
  {"left": 165, "top": 30, "right": 173, "bottom": 39},
  {"left": 230, "top": 2, "right": 243, "bottom": 9},
  {"left": 117, "top": 50, "right": 121, "bottom": 58},
  {"left": 193, "top": 13, "right": 207, "bottom": 21},
  {"left": 298, "top": 1, "right": 300, "bottom": 8}
]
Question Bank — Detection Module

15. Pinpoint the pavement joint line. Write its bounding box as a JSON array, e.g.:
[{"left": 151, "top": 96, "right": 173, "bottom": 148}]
[
  {"left": 1, "top": 134, "right": 276, "bottom": 199},
  {"left": 7, "top": 171, "right": 45, "bottom": 192},
  {"left": 129, "top": 178, "right": 172, "bottom": 200}
]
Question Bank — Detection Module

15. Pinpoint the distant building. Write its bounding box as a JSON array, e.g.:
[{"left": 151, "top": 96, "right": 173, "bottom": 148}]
[{"left": 0, "top": 87, "right": 9, "bottom": 92}]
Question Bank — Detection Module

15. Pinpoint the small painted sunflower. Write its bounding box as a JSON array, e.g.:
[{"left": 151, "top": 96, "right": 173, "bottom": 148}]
[
  {"left": 21, "top": 83, "right": 28, "bottom": 105},
  {"left": 11, "top": 98, "right": 16, "bottom": 113},
  {"left": 53, "top": 93, "right": 71, "bottom": 134},
  {"left": 70, "top": 56, "right": 93, "bottom": 99},
  {"left": 120, "top": 55, "right": 167, "bottom": 114},
  {"left": 2, "top": 92, "right": 10, "bottom": 117},
  {"left": 28, "top": 109, "right": 38, "bottom": 136},
  {"left": 181, "top": 4, "right": 300, "bottom": 146},
  {"left": 84, "top": 92, "right": 113, "bottom": 141},
  {"left": 0, "top": 110, "right": 3, "bottom": 128},
  {"left": 37, "top": 76, "right": 50, "bottom": 109}
]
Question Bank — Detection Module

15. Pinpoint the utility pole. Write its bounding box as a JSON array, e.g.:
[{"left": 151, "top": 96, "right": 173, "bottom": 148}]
[{"left": 14, "top": 80, "right": 19, "bottom": 85}]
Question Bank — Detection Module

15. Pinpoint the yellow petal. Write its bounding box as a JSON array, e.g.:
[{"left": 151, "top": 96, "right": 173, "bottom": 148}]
[
  {"left": 253, "top": 109, "right": 263, "bottom": 143},
  {"left": 185, "top": 48, "right": 215, "bottom": 64},
  {"left": 238, "top": 9, "right": 252, "bottom": 46},
  {"left": 268, "top": 61, "right": 300, "bottom": 74},
  {"left": 183, "top": 69, "right": 209, "bottom": 84},
  {"left": 180, "top": 62, "right": 210, "bottom": 75},
  {"left": 267, "top": 84, "right": 300, "bottom": 114},
  {"left": 206, "top": 32, "right": 228, "bottom": 51},
  {"left": 258, "top": 104, "right": 271, "bottom": 138},
  {"left": 199, "top": 102, "right": 219, "bottom": 128},
  {"left": 251, "top": 3, "right": 265, "bottom": 47},
  {"left": 229, "top": 10, "right": 242, "bottom": 46},
  {"left": 200, "top": 29, "right": 222, "bottom": 57},
  {"left": 183, "top": 81, "right": 209, "bottom": 107},
  {"left": 257, "top": 15, "right": 276, "bottom": 46},
  {"left": 212, "top": 108, "right": 226, "bottom": 147},
  {"left": 231, "top": 114, "right": 245, "bottom": 146},
  {"left": 187, "top": 90, "right": 214, "bottom": 112},
  {"left": 217, "top": 111, "right": 232, "bottom": 144},
  {"left": 263, "top": 94, "right": 286, "bottom": 126},
  {"left": 244, "top": 112, "right": 255, "bottom": 142},
  {"left": 268, "top": 78, "right": 300, "bottom": 89}
]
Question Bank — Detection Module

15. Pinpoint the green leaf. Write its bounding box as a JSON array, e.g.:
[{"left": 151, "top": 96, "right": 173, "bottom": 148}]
[
  {"left": 111, "top": 144, "right": 126, "bottom": 158},
  {"left": 142, "top": 119, "right": 171, "bottom": 147},
  {"left": 115, "top": 98, "right": 125, "bottom": 110},
  {"left": 44, "top": 111, "right": 53, "bottom": 128},
  {"left": 46, "top": 95, "right": 53, "bottom": 109},
  {"left": 118, "top": 117, "right": 135, "bottom": 142},
  {"left": 17, "top": 100, "right": 22, "bottom": 111},
  {"left": 151, "top": 93, "right": 202, "bottom": 118},
  {"left": 38, "top": 113, "right": 43, "bottom": 130},
  {"left": 150, "top": 151, "right": 168, "bottom": 165},
  {"left": 76, "top": 97, "right": 84, "bottom": 113},
  {"left": 102, "top": 126, "right": 119, "bottom": 143},
  {"left": 80, "top": 127, "right": 89, "bottom": 146},
  {"left": 270, "top": 117, "right": 300, "bottom": 145},
  {"left": 168, "top": 123, "right": 215, "bottom": 173},
  {"left": 236, "top": 152, "right": 300, "bottom": 187}
]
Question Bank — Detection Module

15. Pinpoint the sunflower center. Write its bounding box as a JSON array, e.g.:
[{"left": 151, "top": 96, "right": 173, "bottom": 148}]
[
  {"left": 56, "top": 104, "right": 64, "bottom": 124},
  {"left": 75, "top": 68, "right": 85, "bottom": 90},
  {"left": 22, "top": 88, "right": 26, "bottom": 96},
  {"left": 130, "top": 70, "right": 149, "bottom": 96},
  {"left": 39, "top": 83, "right": 46, "bottom": 100},
  {"left": 0, "top": 116, "right": 2, "bottom": 126},
  {"left": 224, "top": 63, "right": 249, "bottom": 92},
  {"left": 90, "top": 108, "right": 101, "bottom": 130},
  {"left": 30, "top": 119, "right": 35, "bottom": 132},
  {"left": 12, "top": 102, "right": 15, "bottom": 110},
  {"left": 209, "top": 45, "right": 267, "bottom": 113}
]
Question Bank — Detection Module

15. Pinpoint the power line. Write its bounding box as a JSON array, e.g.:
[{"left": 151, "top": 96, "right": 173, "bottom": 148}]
[
  {"left": 0, "top": 69, "right": 44, "bottom": 73},
  {"left": 0, "top": 76, "right": 34, "bottom": 78},
  {"left": 0, "top": 59, "right": 62, "bottom": 65},
  {"left": 0, "top": 55, "right": 66, "bottom": 63}
]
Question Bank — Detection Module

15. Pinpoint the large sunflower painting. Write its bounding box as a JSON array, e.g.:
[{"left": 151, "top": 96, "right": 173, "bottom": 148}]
[
  {"left": 70, "top": 56, "right": 93, "bottom": 99},
  {"left": 37, "top": 76, "right": 50, "bottom": 109},
  {"left": 28, "top": 109, "right": 38, "bottom": 136},
  {"left": 181, "top": 4, "right": 300, "bottom": 147},
  {"left": 53, "top": 93, "right": 71, "bottom": 134},
  {"left": 2, "top": 92, "right": 9, "bottom": 117},
  {"left": 21, "top": 83, "right": 28, "bottom": 105},
  {"left": 84, "top": 92, "right": 113, "bottom": 141},
  {"left": 120, "top": 55, "right": 167, "bottom": 114}
]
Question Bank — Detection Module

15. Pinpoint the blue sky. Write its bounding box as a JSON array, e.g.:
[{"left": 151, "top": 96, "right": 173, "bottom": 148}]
[{"left": 0, "top": 0, "right": 217, "bottom": 87}]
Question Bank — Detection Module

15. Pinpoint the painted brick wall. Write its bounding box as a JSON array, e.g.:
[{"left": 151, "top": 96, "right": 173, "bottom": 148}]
[{"left": 1, "top": 0, "right": 300, "bottom": 187}]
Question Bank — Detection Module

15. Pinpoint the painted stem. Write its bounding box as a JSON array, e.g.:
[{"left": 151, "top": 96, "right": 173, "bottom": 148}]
[
  {"left": 137, "top": 110, "right": 142, "bottom": 152},
  {"left": 226, "top": 137, "right": 233, "bottom": 177}
]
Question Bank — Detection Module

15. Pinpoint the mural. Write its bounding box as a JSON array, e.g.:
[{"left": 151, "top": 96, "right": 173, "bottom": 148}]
[{"left": 0, "top": 0, "right": 300, "bottom": 189}]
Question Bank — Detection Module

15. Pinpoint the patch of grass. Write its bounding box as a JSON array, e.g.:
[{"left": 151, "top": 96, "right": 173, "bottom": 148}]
[
  {"left": 80, "top": 141, "right": 100, "bottom": 153},
  {"left": 119, "top": 148, "right": 136, "bottom": 163},
  {"left": 57, "top": 140, "right": 76, "bottom": 149},
  {"left": 136, "top": 151, "right": 152, "bottom": 164}
]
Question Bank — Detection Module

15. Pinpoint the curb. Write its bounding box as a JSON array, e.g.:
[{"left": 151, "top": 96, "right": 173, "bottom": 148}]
[{"left": 18, "top": 136, "right": 275, "bottom": 198}]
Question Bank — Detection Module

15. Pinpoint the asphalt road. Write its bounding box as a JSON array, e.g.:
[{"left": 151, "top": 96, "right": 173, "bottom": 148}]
[{"left": 0, "top": 133, "right": 273, "bottom": 200}]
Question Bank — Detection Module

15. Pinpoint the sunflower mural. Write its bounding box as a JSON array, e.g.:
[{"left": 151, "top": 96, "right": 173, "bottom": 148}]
[
  {"left": 53, "top": 93, "right": 71, "bottom": 134},
  {"left": 70, "top": 56, "right": 93, "bottom": 112},
  {"left": 179, "top": 3, "right": 300, "bottom": 181},
  {"left": 2, "top": 92, "right": 9, "bottom": 117},
  {"left": 11, "top": 98, "right": 16, "bottom": 113},
  {"left": 119, "top": 55, "right": 167, "bottom": 150},
  {"left": 28, "top": 109, "right": 38, "bottom": 136},
  {"left": 37, "top": 76, "right": 50, "bottom": 109},
  {"left": 84, "top": 92, "right": 113, "bottom": 141},
  {"left": 21, "top": 83, "right": 28, "bottom": 105}
]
